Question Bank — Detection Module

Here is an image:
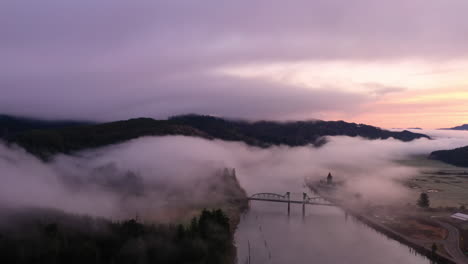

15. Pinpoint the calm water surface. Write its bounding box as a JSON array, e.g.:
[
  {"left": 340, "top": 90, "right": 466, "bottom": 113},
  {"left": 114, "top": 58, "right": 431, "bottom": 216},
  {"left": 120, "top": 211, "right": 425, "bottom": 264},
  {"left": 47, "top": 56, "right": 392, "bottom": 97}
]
[{"left": 235, "top": 191, "right": 430, "bottom": 264}]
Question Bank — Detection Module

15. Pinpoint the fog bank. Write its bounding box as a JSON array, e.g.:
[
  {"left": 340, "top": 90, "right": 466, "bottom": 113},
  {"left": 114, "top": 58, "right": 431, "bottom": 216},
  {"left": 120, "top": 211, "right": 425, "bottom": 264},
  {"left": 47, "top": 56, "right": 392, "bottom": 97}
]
[{"left": 1, "top": 129, "right": 467, "bottom": 220}]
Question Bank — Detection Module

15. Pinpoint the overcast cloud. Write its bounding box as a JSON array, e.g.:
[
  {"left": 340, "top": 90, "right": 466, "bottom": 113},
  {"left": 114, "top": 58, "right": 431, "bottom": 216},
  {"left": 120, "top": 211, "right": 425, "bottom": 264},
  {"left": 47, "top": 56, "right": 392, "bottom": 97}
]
[{"left": 1, "top": 0, "right": 467, "bottom": 125}]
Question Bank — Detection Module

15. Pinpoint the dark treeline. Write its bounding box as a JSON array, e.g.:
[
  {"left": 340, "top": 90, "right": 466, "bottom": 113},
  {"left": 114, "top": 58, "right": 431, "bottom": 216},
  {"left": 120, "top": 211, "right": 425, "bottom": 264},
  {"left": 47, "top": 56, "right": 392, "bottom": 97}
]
[
  {"left": 1, "top": 114, "right": 429, "bottom": 160},
  {"left": 0, "top": 114, "right": 91, "bottom": 140},
  {"left": 7, "top": 118, "right": 209, "bottom": 160},
  {"left": 0, "top": 208, "right": 234, "bottom": 264},
  {"left": 170, "top": 114, "right": 430, "bottom": 146},
  {"left": 430, "top": 145, "right": 468, "bottom": 167}
]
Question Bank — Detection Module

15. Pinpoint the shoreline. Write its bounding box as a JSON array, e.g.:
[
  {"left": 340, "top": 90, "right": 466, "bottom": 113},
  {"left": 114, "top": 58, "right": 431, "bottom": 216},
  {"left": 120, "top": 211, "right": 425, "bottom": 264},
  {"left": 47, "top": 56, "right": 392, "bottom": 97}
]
[
  {"left": 309, "top": 185, "right": 457, "bottom": 264},
  {"left": 351, "top": 211, "right": 455, "bottom": 264}
]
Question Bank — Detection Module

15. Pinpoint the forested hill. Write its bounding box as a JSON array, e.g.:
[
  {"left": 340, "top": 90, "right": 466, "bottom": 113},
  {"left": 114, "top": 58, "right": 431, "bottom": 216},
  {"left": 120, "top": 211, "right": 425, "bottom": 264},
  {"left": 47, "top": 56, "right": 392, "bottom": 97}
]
[
  {"left": 0, "top": 114, "right": 91, "bottom": 139},
  {"left": 0, "top": 207, "right": 237, "bottom": 264},
  {"left": 430, "top": 146, "right": 468, "bottom": 167},
  {"left": 169, "top": 115, "right": 430, "bottom": 146},
  {"left": 2, "top": 114, "right": 430, "bottom": 159},
  {"left": 441, "top": 124, "right": 468, "bottom": 130},
  {"left": 9, "top": 118, "right": 210, "bottom": 159}
]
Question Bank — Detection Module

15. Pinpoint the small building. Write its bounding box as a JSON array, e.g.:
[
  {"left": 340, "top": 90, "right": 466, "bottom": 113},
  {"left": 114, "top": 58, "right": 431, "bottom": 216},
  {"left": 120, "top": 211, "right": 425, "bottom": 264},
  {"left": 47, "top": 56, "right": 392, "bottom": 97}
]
[
  {"left": 327, "top": 172, "right": 333, "bottom": 185},
  {"left": 451, "top": 213, "right": 468, "bottom": 221}
]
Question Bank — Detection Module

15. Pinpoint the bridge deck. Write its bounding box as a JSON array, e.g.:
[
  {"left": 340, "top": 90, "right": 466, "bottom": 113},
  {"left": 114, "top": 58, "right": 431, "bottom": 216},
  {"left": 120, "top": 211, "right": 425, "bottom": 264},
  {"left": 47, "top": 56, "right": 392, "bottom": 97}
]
[{"left": 248, "top": 197, "right": 335, "bottom": 206}]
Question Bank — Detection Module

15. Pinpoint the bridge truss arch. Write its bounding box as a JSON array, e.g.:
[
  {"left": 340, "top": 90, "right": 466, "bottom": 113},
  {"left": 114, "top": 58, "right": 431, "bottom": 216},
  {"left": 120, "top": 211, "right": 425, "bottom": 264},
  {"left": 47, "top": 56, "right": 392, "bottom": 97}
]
[{"left": 249, "top": 192, "right": 289, "bottom": 200}]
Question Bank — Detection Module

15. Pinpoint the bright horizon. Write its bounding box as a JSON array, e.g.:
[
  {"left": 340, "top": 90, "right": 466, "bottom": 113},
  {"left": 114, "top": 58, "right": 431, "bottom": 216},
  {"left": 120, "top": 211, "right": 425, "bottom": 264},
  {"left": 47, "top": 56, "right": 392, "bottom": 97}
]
[{"left": 219, "top": 59, "right": 468, "bottom": 129}]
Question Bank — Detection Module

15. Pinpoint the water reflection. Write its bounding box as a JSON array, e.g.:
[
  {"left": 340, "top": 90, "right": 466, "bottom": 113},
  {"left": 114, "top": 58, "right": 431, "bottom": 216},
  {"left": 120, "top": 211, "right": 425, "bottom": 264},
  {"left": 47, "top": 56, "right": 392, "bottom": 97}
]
[{"left": 235, "top": 197, "right": 430, "bottom": 264}]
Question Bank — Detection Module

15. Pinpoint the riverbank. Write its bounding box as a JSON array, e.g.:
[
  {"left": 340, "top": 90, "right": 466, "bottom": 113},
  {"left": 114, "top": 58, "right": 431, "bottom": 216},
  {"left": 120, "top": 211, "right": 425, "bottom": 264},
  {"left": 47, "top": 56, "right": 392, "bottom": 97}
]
[
  {"left": 352, "top": 211, "right": 455, "bottom": 264},
  {"left": 309, "top": 184, "right": 458, "bottom": 264}
]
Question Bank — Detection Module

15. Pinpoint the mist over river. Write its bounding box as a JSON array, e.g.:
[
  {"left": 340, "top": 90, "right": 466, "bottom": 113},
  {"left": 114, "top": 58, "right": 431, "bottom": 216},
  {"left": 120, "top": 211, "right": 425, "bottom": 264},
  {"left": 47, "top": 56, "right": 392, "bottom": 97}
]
[
  {"left": 3, "top": 132, "right": 467, "bottom": 263},
  {"left": 235, "top": 189, "right": 430, "bottom": 264}
]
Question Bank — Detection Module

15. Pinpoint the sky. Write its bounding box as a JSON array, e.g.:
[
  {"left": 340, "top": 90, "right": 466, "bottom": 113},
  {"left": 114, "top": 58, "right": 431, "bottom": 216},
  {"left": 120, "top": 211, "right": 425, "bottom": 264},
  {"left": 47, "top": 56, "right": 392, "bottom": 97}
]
[{"left": 1, "top": 0, "right": 467, "bottom": 129}]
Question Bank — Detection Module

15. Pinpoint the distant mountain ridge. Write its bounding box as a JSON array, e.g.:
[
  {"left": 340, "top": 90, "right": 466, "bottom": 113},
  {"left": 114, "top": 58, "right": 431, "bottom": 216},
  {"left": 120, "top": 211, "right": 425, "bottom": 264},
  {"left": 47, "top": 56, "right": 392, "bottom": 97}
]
[
  {"left": 169, "top": 114, "right": 430, "bottom": 146},
  {"left": 430, "top": 146, "right": 468, "bottom": 167},
  {"left": 440, "top": 124, "right": 468, "bottom": 130},
  {"left": 9, "top": 117, "right": 209, "bottom": 159},
  {"left": 0, "top": 114, "right": 431, "bottom": 159},
  {"left": 0, "top": 114, "right": 92, "bottom": 140}
]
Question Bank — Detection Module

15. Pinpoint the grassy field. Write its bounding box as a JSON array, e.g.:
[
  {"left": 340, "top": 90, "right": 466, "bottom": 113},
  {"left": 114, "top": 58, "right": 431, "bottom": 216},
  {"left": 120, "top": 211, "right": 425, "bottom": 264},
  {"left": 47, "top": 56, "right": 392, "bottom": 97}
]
[{"left": 398, "top": 156, "right": 468, "bottom": 208}]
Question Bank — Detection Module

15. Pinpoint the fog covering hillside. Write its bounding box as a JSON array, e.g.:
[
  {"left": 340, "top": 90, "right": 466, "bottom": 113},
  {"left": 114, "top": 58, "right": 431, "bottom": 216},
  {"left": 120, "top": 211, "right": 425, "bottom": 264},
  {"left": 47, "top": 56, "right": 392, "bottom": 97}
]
[
  {"left": 1, "top": 130, "right": 464, "bottom": 222},
  {"left": 0, "top": 137, "right": 248, "bottom": 264},
  {"left": 2, "top": 114, "right": 430, "bottom": 160},
  {"left": 0, "top": 207, "right": 235, "bottom": 264},
  {"left": 0, "top": 129, "right": 467, "bottom": 263}
]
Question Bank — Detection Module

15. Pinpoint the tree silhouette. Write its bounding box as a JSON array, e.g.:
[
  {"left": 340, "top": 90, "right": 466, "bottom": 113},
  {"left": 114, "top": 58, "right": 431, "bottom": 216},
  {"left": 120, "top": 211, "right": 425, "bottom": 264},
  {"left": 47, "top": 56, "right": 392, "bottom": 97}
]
[
  {"left": 417, "top": 193, "right": 430, "bottom": 208},
  {"left": 0, "top": 209, "right": 235, "bottom": 264}
]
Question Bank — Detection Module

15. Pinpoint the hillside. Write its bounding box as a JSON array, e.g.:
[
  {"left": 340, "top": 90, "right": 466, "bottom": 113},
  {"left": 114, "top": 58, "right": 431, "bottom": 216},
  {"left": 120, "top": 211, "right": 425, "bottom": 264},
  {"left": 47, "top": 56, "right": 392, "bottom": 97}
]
[
  {"left": 0, "top": 167, "right": 248, "bottom": 264},
  {"left": 11, "top": 118, "right": 210, "bottom": 159},
  {"left": 170, "top": 115, "right": 431, "bottom": 146},
  {"left": 4, "top": 114, "right": 430, "bottom": 159},
  {"left": 429, "top": 146, "right": 468, "bottom": 167},
  {"left": 441, "top": 124, "right": 468, "bottom": 131},
  {"left": 0, "top": 114, "right": 91, "bottom": 140},
  {"left": 0, "top": 207, "right": 237, "bottom": 264}
]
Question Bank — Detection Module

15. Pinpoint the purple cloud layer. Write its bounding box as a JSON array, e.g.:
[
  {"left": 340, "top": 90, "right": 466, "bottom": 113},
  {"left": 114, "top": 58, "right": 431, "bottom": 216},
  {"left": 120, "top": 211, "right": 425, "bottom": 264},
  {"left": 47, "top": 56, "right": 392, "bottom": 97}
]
[{"left": 1, "top": 0, "right": 467, "bottom": 121}]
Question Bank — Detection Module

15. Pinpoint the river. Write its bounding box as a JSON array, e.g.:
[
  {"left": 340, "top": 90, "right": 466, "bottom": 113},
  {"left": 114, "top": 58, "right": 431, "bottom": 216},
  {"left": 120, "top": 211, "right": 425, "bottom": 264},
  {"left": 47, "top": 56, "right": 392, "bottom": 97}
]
[{"left": 235, "top": 190, "right": 431, "bottom": 264}]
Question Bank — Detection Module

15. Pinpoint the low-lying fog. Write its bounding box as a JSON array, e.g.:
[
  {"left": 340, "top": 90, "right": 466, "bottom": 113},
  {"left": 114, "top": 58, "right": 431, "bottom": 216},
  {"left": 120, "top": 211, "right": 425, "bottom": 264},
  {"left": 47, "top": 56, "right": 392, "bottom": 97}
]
[{"left": 1, "top": 129, "right": 467, "bottom": 221}]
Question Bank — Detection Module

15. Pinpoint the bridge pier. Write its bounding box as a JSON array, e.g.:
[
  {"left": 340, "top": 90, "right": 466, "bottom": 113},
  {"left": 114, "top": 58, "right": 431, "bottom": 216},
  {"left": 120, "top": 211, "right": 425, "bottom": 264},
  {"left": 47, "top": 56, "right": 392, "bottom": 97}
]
[
  {"left": 302, "top": 192, "right": 306, "bottom": 216},
  {"left": 286, "top": 192, "right": 290, "bottom": 215}
]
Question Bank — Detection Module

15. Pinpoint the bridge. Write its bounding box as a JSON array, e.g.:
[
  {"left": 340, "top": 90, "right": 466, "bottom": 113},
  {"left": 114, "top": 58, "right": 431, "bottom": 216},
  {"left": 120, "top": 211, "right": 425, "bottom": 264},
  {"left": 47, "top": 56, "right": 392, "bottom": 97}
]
[{"left": 248, "top": 192, "right": 335, "bottom": 215}]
